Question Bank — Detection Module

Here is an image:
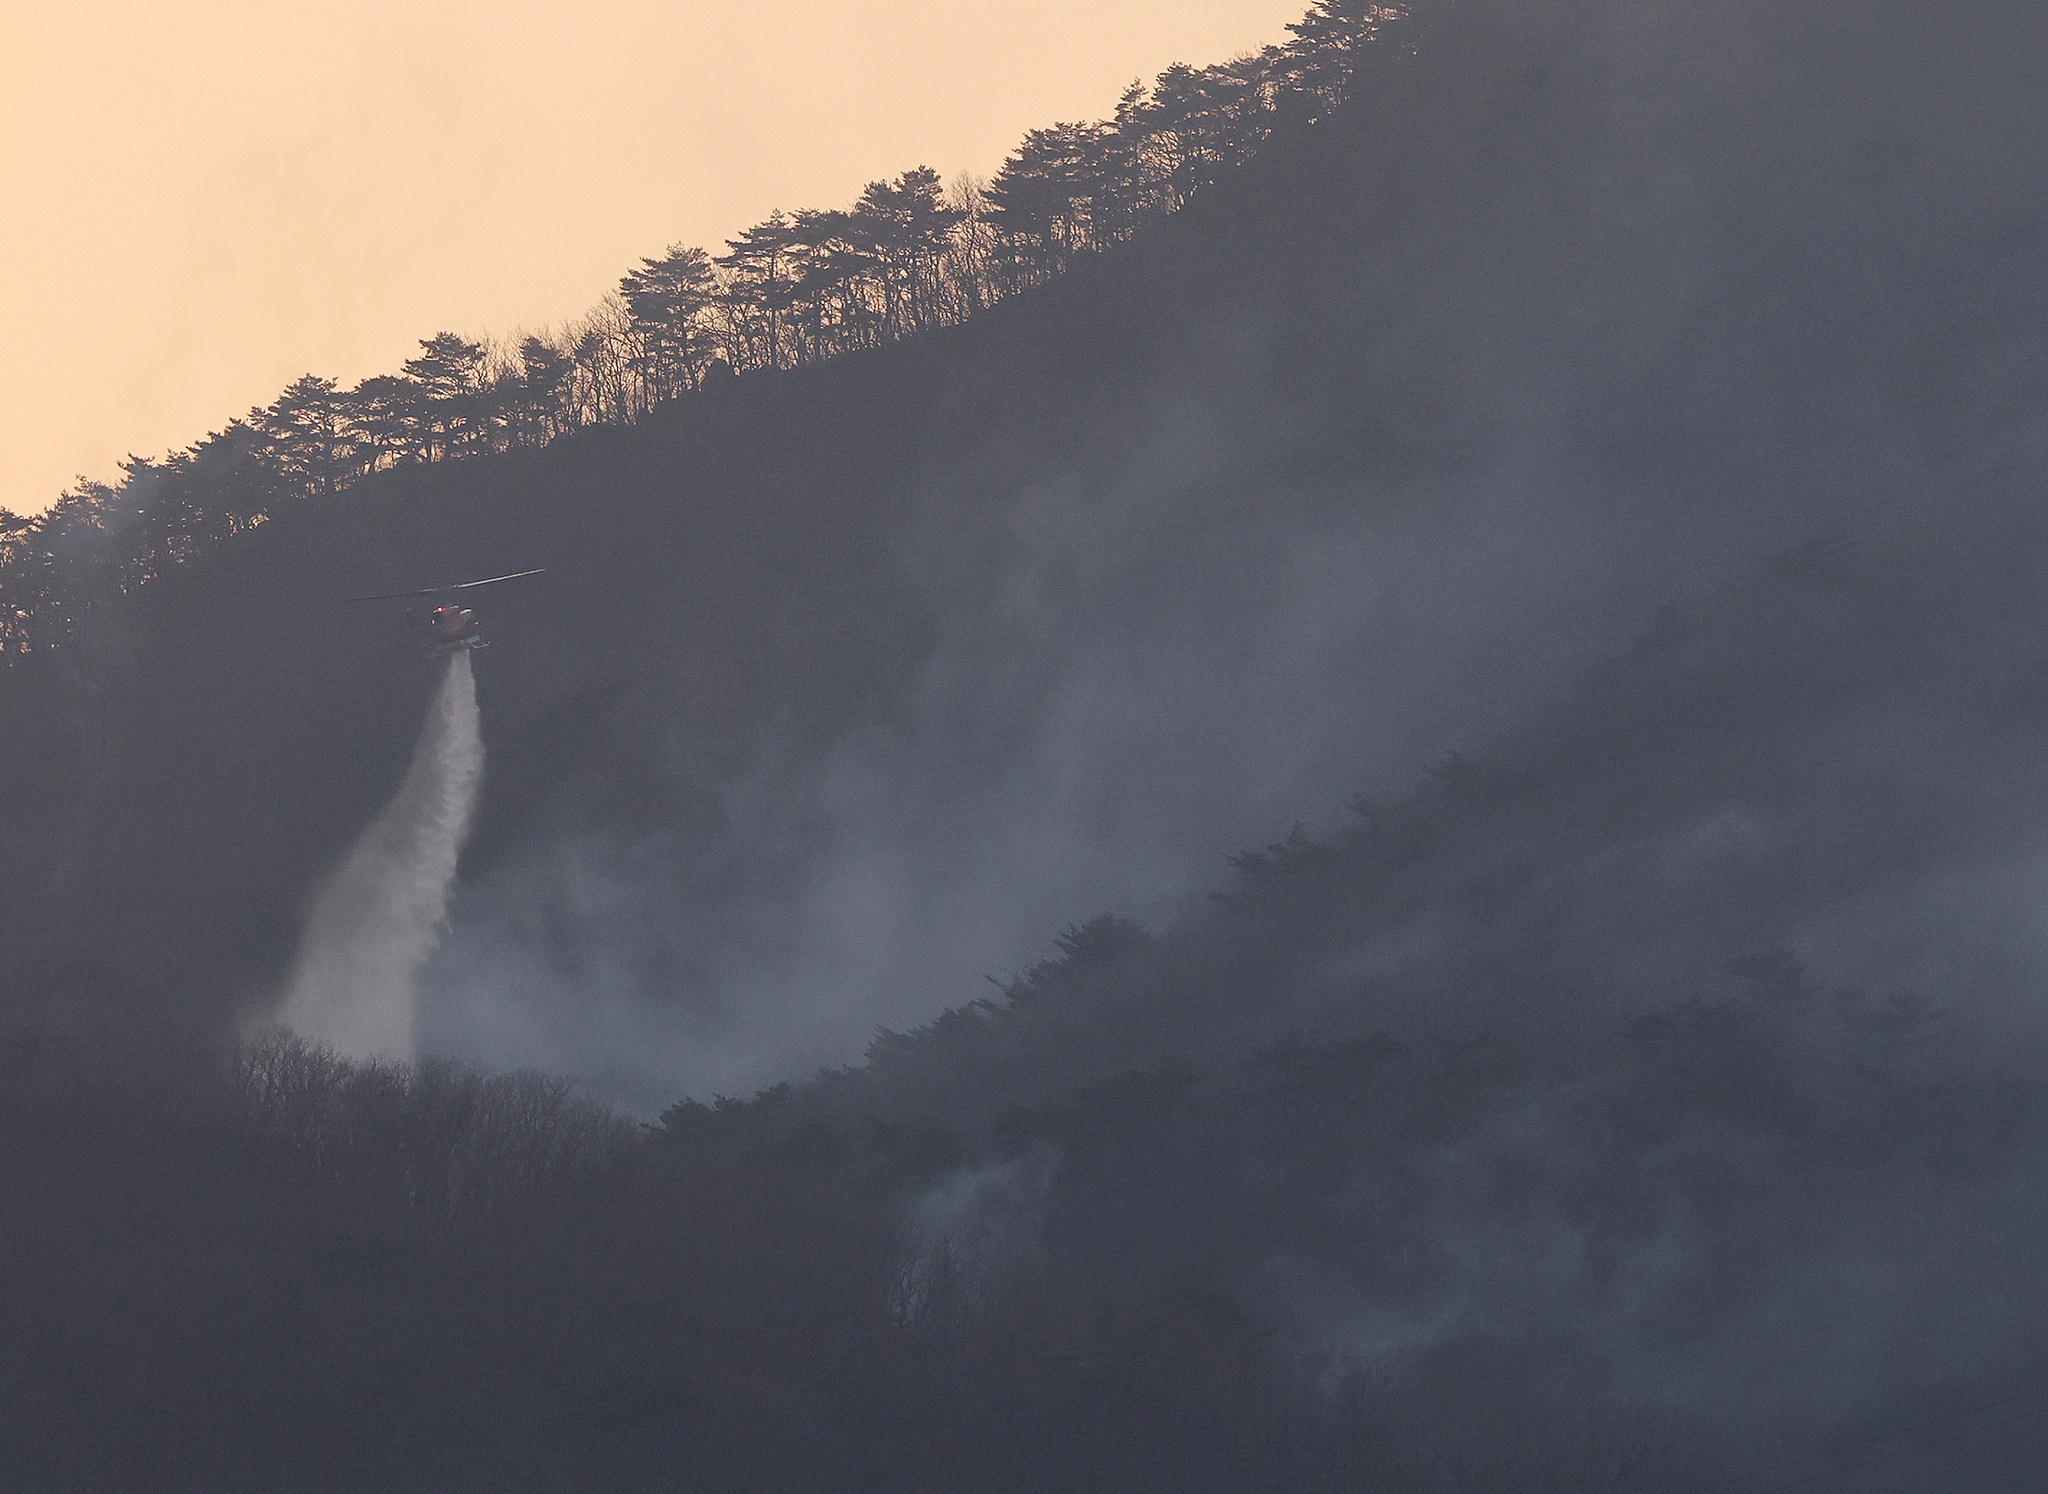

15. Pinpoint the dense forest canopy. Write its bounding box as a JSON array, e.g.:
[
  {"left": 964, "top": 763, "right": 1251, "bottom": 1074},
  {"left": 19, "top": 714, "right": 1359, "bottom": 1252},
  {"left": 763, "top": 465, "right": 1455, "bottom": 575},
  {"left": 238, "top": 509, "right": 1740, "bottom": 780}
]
[
  {"left": 7, "top": 0, "right": 2048, "bottom": 1487},
  {"left": 0, "top": 1, "right": 1406, "bottom": 658}
]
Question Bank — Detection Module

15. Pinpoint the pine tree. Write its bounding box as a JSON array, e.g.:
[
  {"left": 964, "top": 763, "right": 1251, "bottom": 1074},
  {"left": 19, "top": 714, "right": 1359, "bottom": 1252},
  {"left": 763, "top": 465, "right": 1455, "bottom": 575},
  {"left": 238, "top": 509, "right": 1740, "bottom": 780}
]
[
  {"left": 254, "top": 375, "right": 352, "bottom": 497},
  {"left": 1283, "top": 0, "right": 1407, "bottom": 105},
  {"left": 620, "top": 245, "right": 718, "bottom": 401},
  {"left": 401, "top": 333, "right": 490, "bottom": 460}
]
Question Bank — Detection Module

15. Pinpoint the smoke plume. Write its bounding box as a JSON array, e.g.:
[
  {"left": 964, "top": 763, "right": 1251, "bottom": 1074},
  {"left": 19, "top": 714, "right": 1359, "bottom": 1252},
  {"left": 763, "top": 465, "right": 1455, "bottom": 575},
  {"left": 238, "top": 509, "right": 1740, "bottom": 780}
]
[{"left": 274, "top": 650, "right": 483, "bottom": 1060}]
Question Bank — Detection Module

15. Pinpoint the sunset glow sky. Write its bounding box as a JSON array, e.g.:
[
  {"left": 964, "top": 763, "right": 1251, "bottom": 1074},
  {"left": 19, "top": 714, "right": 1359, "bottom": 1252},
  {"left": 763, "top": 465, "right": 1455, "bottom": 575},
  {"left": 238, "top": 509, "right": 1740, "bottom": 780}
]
[{"left": 1, "top": 0, "right": 1303, "bottom": 514}]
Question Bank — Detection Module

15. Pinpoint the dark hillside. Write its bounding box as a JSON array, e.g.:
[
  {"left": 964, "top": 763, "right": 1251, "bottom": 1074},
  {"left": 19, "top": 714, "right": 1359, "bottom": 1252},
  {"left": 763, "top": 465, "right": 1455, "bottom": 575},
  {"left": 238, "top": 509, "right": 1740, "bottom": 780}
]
[
  {"left": 5, "top": 0, "right": 2048, "bottom": 1486},
  {"left": 13, "top": 0, "right": 2042, "bottom": 1111},
  {"left": 10, "top": 528, "right": 2048, "bottom": 1489}
]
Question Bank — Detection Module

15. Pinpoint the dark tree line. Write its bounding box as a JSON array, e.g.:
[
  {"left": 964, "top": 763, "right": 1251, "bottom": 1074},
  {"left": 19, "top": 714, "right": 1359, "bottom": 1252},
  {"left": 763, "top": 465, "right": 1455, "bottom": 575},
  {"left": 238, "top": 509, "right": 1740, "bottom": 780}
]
[{"left": 0, "top": 1, "right": 1408, "bottom": 661}]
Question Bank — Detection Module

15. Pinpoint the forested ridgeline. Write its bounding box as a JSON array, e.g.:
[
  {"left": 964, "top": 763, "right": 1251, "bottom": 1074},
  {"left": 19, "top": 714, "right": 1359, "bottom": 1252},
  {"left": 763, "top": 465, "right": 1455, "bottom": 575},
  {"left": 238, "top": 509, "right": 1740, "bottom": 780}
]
[
  {"left": 0, "top": 0, "right": 1410, "bottom": 661},
  {"left": 5, "top": 0, "right": 2043, "bottom": 1097},
  {"left": 0, "top": 0, "right": 1476, "bottom": 1036}
]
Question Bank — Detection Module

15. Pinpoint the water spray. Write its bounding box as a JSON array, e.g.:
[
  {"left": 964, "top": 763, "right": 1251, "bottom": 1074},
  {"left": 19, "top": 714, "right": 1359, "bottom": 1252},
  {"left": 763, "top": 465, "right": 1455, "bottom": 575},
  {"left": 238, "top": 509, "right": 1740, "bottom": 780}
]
[{"left": 272, "top": 650, "right": 484, "bottom": 1060}]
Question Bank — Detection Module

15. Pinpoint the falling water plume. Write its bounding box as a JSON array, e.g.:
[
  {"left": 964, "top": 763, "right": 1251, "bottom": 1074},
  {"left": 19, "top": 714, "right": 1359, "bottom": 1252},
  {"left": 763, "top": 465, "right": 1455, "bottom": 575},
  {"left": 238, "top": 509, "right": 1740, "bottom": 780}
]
[{"left": 273, "top": 650, "right": 483, "bottom": 1060}]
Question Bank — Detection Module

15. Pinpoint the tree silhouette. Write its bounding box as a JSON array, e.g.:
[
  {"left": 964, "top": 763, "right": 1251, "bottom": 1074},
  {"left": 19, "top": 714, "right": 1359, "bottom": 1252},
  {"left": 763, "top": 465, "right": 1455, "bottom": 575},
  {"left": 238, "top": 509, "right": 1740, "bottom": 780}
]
[
  {"left": 848, "top": 167, "right": 966, "bottom": 341},
  {"left": 0, "top": 0, "right": 1397, "bottom": 658},
  {"left": 510, "top": 335, "right": 574, "bottom": 444},
  {"left": 567, "top": 295, "right": 638, "bottom": 424},
  {"left": 1284, "top": 0, "right": 1407, "bottom": 104},
  {"left": 941, "top": 174, "right": 998, "bottom": 316},
  {"left": 716, "top": 213, "right": 806, "bottom": 372},
  {"left": 162, "top": 424, "right": 276, "bottom": 540},
  {"left": 255, "top": 375, "right": 353, "bottom": 497},
  {"left": 621, "top": 244, "right": 719, "bottom": 402},
  {"left": 402, "top": 332, "right": 492, "bottom": 461},
  {"left": 0, "top": 507, "right": 38, "bottom": 654},
  {"left": 783, "top": 208, "right": 871, "bottom": 359},
  {"left": 1130, "top": 60, "right": 1277, "bottom": 212},
  {"left": 344, "top": 373, "right": 431, "bottom": 470},
  {"left": 987, "top": 123, "right": 1117, "bottom": 290}
]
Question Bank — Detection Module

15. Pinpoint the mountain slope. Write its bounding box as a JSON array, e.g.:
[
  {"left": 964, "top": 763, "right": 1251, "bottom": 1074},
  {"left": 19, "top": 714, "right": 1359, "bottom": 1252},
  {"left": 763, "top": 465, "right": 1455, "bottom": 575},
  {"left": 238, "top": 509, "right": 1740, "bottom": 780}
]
[
  {"left": 5, "top": 1, "right": 2048, "bottom": 1487},
  {"left": 5, "top": 0, "right": 2046, "bottom": 1106}
]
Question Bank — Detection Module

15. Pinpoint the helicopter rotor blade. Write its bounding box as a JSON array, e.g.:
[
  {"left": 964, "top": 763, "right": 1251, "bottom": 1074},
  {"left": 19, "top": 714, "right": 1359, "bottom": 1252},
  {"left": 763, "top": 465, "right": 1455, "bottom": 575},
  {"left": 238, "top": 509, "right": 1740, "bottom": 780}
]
[
  {"left": 448, "top": 568, "right": 546, "bottom": 591},
  {"left": 343, "top": 568, "right": 545, "bottom": 603},
  {"left": 344, "top": 585, "right": 446, "bottom": 603}
]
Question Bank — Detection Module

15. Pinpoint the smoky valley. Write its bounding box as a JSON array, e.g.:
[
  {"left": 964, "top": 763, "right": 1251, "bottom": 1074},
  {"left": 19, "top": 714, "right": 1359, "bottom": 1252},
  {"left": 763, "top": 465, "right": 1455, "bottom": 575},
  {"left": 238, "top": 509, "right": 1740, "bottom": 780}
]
[{"left": 6, "top": 1, "right": 2048, "bottom": 1489}]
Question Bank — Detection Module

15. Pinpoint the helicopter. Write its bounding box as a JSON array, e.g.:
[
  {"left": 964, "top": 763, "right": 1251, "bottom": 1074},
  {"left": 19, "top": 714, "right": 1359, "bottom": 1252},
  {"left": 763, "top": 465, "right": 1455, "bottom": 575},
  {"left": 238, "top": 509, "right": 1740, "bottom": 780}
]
[{"left": 346, "top": 568, "right": 546, "bottom": 651}]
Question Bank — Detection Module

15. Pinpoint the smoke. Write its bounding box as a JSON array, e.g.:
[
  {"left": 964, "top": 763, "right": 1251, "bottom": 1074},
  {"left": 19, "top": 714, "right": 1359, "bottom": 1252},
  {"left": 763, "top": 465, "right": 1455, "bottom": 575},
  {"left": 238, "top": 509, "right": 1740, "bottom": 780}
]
[
  {"left": 412, "top": 0, "right": 2048, "bottom": 1113},
  {"left": 890, "top": 1148, "right": 1061, "bottom": 1326},
  {"left": 273, "top": 650, "right": 483, "bottom": 1061}
]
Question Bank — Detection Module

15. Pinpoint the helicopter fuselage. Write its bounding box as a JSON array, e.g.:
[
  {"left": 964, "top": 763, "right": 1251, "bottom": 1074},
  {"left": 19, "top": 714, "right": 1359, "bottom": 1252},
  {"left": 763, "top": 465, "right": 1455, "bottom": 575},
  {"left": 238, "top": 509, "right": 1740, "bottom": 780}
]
[
  {"left": 429, "top": 605, "right": 484, "bottom": 648},
  {"left": 346, "top": 568, "right": 543, "bottom": 652}
]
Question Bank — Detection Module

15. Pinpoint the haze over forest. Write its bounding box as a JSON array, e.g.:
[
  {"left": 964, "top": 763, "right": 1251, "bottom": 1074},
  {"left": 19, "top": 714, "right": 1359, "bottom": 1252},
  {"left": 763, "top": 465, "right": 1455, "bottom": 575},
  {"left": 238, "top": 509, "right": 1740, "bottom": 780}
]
[{"left": 7, "top": 0, "right": 2048, "bottom": 1488}]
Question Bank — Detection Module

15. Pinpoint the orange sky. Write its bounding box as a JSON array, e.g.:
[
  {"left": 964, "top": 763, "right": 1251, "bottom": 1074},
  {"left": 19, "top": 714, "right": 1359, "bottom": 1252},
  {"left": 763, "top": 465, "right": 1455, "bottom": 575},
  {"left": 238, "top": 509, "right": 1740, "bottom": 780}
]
[{"left": 0, "top": 0, "right": 1304, "bottom": 514}]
